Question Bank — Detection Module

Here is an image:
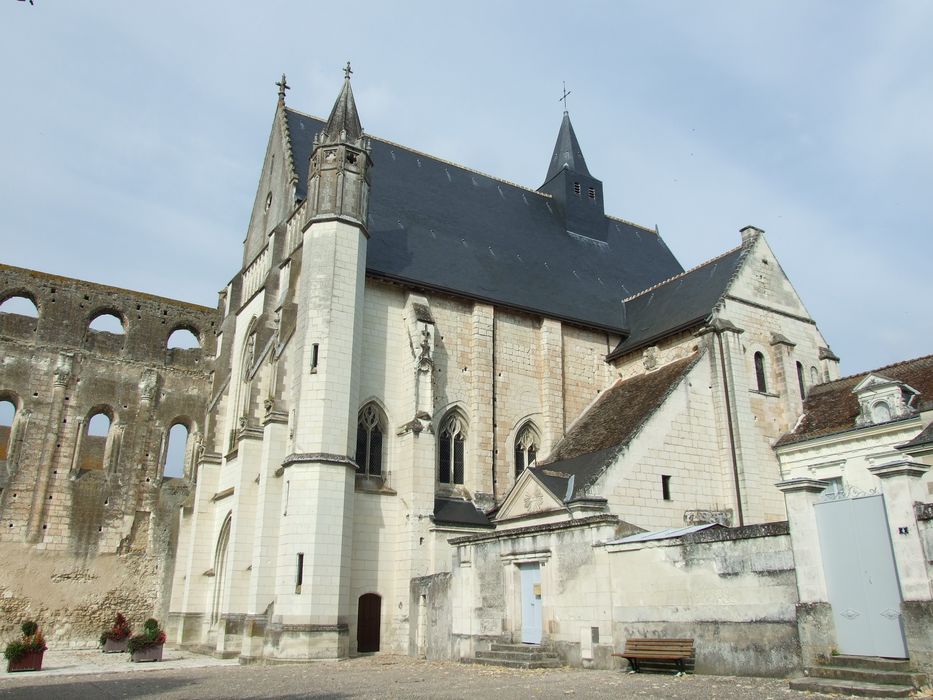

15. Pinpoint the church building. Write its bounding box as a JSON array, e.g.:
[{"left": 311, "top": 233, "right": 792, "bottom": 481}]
[{"left": 166, "top": 68, "right": 841, "bottom": 665}]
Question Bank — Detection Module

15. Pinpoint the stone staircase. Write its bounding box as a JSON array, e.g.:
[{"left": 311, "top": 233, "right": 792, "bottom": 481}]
[
  {"left": 462, "top": 643, "right": 562, "bottom": 669},
  {"left": 789, "top": 655, "right": 927, "bottom": 698}
]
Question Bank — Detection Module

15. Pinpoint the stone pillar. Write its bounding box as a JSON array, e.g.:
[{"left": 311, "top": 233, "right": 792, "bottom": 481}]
[
  {"left": 869, "top": 460, "right": 933, "bottom": 672},
  {"left": 869, "top": 460, "right": 931, "bottom": 601},
  {"left": 776, "top": 478, "right": 836, "bottom": 665}
]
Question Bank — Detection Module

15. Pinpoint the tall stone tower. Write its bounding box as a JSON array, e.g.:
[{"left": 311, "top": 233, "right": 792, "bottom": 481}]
[{"left": 274, "top": 65, "right": 372, "bottom": 659}]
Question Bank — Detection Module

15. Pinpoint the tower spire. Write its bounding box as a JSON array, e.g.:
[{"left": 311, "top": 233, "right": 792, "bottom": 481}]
[{"left": 543, "top": 111, "right": 591, "bottom": 184}]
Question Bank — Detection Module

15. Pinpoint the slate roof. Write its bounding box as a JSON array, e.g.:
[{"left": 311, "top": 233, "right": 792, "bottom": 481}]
[
  {"left": 775, "top": 354, "right": 933, "bottom": 447},
  {"left": 607, "top": 242, "right": 748, "bottom": 359},
  {"left": 530, "top": 353, "right": 701, "bottom": 501},
  {"left": 433, "top": 498, "right": 493, "bottom": 528},
  {"left": 284, "top": 108, "right": 684, "bottom": 333}
]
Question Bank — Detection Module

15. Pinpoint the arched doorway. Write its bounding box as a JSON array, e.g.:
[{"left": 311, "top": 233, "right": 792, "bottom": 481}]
[{"left": 357, "top": 593, "right": 381, "bottom": 653}]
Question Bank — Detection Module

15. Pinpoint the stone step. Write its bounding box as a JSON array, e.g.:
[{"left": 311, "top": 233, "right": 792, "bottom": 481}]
[
  {"left": 789, "top": 677, "right": 914, "bottom": 698},
  {"left": 476, "top": 650, "right": 559, "bottom": 663},
  {"left": 462, "top": 657, "right": 562, "bottom": 670},
  {"left": 806, "top": 665, "right": 924, "bottom": 688},
  {"left": 827, "top": 655, "right": 911, "bottom": 672},
  {"left": 489, "top": 643, "right": 552, "bottom": 654}
]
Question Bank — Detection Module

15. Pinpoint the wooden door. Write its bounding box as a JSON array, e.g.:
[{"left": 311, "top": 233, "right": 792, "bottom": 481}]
[{"left": 357, "top": 593, "right": 381, "bottom": 653}]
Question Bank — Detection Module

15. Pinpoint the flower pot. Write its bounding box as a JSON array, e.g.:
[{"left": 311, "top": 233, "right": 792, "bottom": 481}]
[
  {"left": 103, "top": 637, "right": 129, "bottom": 653},
  {"left": 6, "top": 649, "right": 44, "bottom": 672},
  {"left": 131, "top": 643, "right": 163, "bottom": 663}
]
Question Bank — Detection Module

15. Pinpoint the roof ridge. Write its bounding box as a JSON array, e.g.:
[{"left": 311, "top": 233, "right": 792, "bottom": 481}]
[
  {"left": 605, "top": 214, "right": 657, "bottom": 235},
  {"left": 623, "top": 242, "right": 745, "bottom": 302},
  {"left": 815, "top": 353, "right": 933, "bottom": 389}
]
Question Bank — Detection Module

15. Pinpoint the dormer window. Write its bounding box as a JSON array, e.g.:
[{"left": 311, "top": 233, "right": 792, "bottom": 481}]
[{"left": 853, "top": 372, "right": 919, "bottom": 427}]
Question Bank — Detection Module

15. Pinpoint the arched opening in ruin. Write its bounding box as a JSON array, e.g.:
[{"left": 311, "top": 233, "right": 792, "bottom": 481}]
[
  {"left": 88, "top": 312, "right": 125, "bottom": 334},
  {"left": 79, "top": 411, "right": 112, "bottom": 471},
  {"left": 163, "top": 422, "right": 189, "bottom": 479},
  {"left": 0, "top": 295, "right": 39, "bottom": 317},
  {"left": 0, "top": 398, "right": 16, "bottom": 461},
  {"left": 167, "top": 327, "right": 201, "bottom": 349}
]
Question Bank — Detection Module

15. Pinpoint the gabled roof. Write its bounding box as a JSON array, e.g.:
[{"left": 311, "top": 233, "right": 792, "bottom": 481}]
[
  {"left": 776, "top": 354, "right": 933, "bottom": 447},
  {"left": 542, "top": 111, "right": 591, "bottom": 183},
  {"left": 530, "top": 353, "right": 700, "bottom": 501},
  {"left": 283, "top": 108, "right": 683, "bottom": 333},
  {"left": 607, "top": 243, "right": 749, "bottom": 359}
]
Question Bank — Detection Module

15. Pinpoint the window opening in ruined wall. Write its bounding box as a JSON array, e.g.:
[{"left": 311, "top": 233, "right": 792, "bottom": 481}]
[
  {"left": 88, "top": 313, "right": 125, "bottom": 334},
  {"left": 0, "top": 295, "right": 39, "bottom": 317},
  {"left": 167, "top": 328, "right": 201, "bottom": 349},
  {"left": 513, "top": 423, "right": 539, "bottom": 479},
  {"left": 0, "top": 399, "right": 15, "bottom": 461},
  {"left": 439, "top": 412, "right": 466, "bottom": 485},
  {"left": 163, "top": 423, "right": 189, "bottom": 479},
  {"left": 355, "top": 403, "right": 385, "bottom": 477},
  {"left": 753, "top": 352, "right": 768, "bottom": 393},
  {"left": 79, "top": 411, "right": 112, "bottom": 470}
]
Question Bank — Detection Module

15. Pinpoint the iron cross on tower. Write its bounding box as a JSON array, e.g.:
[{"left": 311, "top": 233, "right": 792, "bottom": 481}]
[{"left": 560, "top": 82, "right": 571, "bottom": 111}]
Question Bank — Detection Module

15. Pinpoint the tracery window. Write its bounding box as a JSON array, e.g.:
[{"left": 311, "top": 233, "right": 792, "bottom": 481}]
[
  {"left": 355, "top": 403, "right": 385, "bottom": 477},
  {"left": 513, "top": 424, "right": 539, "bottom": 478},
  {"left": 438, "top": 413, "right": 466, "bottom": 485}
]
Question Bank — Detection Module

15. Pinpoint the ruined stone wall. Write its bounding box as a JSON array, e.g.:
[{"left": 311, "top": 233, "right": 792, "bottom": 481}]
[{"left": 0, "top": 263, "right": 215, "bottom": 646}]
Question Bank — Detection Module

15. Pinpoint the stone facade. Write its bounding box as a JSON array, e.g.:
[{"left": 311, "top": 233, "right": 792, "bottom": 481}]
[{"left": 0, "top": 263, "right": 215, "bottom": 645}]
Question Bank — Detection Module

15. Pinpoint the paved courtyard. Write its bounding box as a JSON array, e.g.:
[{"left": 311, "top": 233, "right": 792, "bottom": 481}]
[{"left": 0, "top": 651, "right": 874, "bottom": 699}]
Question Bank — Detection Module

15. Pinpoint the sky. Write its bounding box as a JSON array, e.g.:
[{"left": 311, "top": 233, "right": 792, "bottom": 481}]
[{"left": 1, "top": 1, "right": 930, "bottom": 376}]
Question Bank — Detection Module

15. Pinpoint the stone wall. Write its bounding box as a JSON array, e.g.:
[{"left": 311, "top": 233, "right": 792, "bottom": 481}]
[
  {"left": 606, "top": 522, "right": 800, "bottom": 677},
  {"left": 0, "top": 263, "right": 215, "bottom": 645}
]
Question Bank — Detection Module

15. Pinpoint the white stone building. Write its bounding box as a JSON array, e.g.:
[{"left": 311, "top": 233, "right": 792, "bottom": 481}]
[{"left": 167, "top": 71, "right": 842, "bottom": 667}]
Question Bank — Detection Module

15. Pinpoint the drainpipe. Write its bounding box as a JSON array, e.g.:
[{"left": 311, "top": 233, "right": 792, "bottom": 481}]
[{"left": 715, "top": 329, "right": 745, "bottom": 527}]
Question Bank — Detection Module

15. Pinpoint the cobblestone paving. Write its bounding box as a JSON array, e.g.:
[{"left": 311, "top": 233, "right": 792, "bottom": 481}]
[{"left": 0, "top": 653, "right": 873, "bottom": 699}]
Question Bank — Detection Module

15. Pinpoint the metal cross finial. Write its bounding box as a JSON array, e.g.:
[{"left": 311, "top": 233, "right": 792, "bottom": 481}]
[
  {"left": 559, "top": 81, "right": 571, "bottom": 112},
  {"left": 276, "top": 74, "right": 290, "bottom": 100},
  {"left": 344, "top": 61, "right": 353, "bottom": 80}
]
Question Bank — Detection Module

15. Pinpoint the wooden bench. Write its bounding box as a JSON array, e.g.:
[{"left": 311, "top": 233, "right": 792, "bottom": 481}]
[{"left": 612, "top": 638, "right": 695, "bottom": 674}]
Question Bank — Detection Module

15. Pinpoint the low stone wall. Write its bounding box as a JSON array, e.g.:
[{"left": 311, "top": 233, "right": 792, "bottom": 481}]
[{"left": 606, "top": 522, "right": 800, "bottom": 677}]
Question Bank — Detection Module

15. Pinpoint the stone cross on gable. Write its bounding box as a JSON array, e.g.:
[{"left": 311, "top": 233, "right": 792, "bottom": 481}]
[{"left": 276, "top": 74, "right": 290, "bottom": 101}]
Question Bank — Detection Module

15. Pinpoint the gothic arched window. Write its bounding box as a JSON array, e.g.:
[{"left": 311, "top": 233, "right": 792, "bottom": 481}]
[
  {"left": 796, "top": 361, "right": 806, "bottom": 399},
  {"left": 355, "top": 403, "right": 385, "bottom": 477},
  {"left": 513, "top": 423, "right": 539, "bottom": 479},
  {"left": 754, "top": 352, "right": 768, "bottom": 393},
  {"left": 438, "top": 413, "right": 466, "bottom": 485}
]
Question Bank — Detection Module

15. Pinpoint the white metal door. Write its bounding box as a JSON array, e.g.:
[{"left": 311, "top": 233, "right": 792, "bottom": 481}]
[
  {"left": 815, "top": 493, "right": 907, "bottom": 658},
  {"left": 519, "top": 563, "right": 542, "bottom": 644}
]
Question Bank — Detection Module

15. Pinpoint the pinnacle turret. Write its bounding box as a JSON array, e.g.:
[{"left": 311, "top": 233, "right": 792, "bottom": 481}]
[{"left": 322, "top": 62, "right": 363, "bottom": 142}]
